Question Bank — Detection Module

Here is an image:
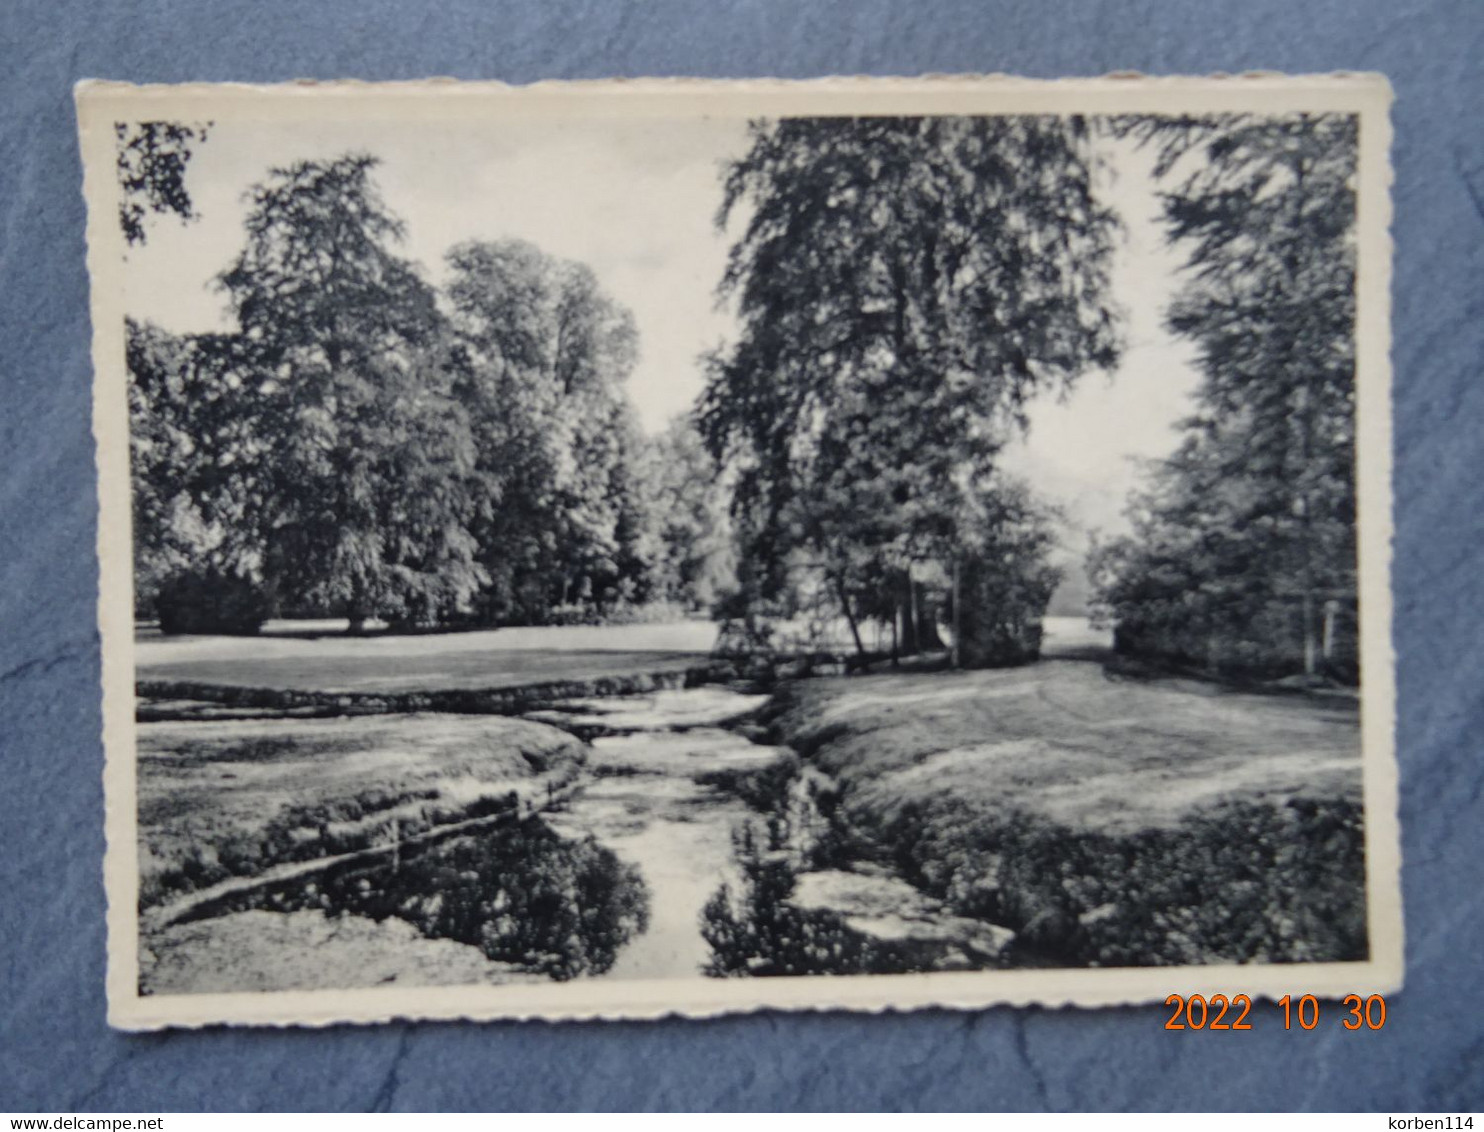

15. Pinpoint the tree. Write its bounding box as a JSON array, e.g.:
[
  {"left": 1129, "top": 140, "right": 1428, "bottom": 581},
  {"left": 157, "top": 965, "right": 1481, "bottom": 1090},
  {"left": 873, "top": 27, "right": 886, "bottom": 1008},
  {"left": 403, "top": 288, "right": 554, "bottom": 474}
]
[
  {"left": 1093, "top": 114, "right": 1359, "bottom": 680},
  {"left": 638, "top": 418, "right": 737, "bottom": 610},
  {"left": 216, "top": 154, "right": 483, "bottom": 630},
  {"left": 952, "top": 479, "right": 1064, "bottom": 667},
  {"left": 698, "top": 115, "right": 1121, "bottom": 663},
  {"left": 116, "top": 121, "right": 210, "bottom": 246},
  {"left": 126, "top": 318, "right": 269, "bottom": 628},
  {"left": 444, "top": 239, "right": 649, "bottom": 623}
]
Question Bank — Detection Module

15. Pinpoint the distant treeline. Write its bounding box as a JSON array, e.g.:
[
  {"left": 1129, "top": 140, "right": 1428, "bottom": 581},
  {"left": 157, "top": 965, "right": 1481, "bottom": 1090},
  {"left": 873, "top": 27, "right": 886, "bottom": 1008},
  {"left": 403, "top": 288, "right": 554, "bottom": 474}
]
[{"left": 128, "top": 153, "right": 733, "bottom": 632}]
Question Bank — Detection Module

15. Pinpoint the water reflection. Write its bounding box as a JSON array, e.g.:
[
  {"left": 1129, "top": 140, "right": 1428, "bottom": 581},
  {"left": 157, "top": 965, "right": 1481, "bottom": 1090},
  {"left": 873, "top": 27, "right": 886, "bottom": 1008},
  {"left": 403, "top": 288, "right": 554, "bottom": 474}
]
[{"left": 189, "top": 815, "right": 650, "bottom": 981}]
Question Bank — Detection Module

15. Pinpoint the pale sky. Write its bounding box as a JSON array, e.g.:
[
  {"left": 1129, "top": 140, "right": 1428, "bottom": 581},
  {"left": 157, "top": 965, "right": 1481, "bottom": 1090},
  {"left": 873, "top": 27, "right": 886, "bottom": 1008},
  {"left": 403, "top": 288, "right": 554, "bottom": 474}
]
[{"left": 122, "top": 117, "right": 1200, "bottom": 545}]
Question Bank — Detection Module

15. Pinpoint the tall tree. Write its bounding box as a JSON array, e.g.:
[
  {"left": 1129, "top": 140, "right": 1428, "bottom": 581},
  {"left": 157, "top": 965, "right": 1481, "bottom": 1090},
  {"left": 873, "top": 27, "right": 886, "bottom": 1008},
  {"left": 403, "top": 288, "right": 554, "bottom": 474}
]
[
  {"left": 698, "top": 115, "right": 1121, "bottom": 662},
  {"left": 1093, "top": 114, "right": 1359, "bottom": 679},
  {"left": 444, "top": 239, "right": 648, "bottom": 623},
  {"left": 951, "top": 477, "right": 1065, "bottom": 667},
  {"left": 217, "top": 154, "right": 483, "bottom": 630}
]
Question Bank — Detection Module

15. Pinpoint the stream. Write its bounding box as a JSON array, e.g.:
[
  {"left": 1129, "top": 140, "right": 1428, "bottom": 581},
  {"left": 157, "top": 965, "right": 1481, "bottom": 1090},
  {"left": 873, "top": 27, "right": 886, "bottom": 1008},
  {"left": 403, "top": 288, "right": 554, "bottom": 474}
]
[
  {"left": 141, "top": 684, "right": 1013, "bottom": 994},
  {"left": 534, "top": 684, "right": 1019, "bottom": 980},
  {"left": 536, "top": 686, "right": 791, "bottom": 980}
]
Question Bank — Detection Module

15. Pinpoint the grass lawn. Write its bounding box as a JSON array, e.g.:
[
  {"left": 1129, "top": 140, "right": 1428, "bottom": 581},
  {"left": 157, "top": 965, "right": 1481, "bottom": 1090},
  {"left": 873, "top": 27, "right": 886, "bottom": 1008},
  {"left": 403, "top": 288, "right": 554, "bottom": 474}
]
[
  {"left": 132, "top": 617, "right": 1109, "bottom": 696},
  {"left": 135, "top": 620, "right": 720, "bottom": 694},
  {"left": 774, "top": 659, "right": 1360, "bottom": 836}
]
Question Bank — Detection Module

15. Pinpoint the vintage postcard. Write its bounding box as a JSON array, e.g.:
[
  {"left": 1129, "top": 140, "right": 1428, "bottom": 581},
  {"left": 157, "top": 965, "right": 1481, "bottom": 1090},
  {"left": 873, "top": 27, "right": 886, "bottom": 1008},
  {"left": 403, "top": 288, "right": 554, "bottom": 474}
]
[{"left": 77, "top": 74, "right": 1400, "bottom": 1029}]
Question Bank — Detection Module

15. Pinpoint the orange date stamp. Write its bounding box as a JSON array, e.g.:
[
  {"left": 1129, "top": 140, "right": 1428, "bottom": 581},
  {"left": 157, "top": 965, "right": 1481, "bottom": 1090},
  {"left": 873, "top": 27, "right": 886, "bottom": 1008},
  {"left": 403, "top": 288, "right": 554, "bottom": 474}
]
[{"left": 1163, "top": 993, "right": 1389, "bottom": 1031}]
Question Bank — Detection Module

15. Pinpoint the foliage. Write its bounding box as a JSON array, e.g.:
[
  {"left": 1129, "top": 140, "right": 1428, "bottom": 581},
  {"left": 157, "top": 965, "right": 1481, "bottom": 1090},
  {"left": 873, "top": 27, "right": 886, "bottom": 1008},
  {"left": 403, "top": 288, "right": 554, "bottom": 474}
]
[
  {"left": 208, "top": 817, "right": 650, "bottom": 981},
  {"left": 154, "top": 569, "right": 274, "bottom": 635},
  {"left": 637, "top": 418, "right": 737, "bottom": 610},
  {"left": 699, "top": 116, "right": 1121, "bottom": 663},
  {"left": 1091, "top": 114, "right": 1360, "bottom": 681},
  {"left": 129, "top": 158, "right": 696, "bottom": 634},
  {"left": 215, "top": 154, "right": 485, "bottom": 629},
  {"left": 128, "top": 156, "right": 500, "bottom": 631},
  {"left": 701, "top": 823, "right": 921, "bottom": 977},
  {"left": 952, "top": 480, "right": 1063, "bottom": 667},
  {"left": 126, "top": 318, "right": 269, "bottom": 622},
  {"left": 443, "top": 239, "right": 657, "bottom": 624},
  {"left": 116, "top": 121, "right": 210, "bottom": 246},
  {"left": 122, "top": 123, "right": 1119, "bottom": 641},
  {"left": 310, "top": 820, "right": 649, "bottom": 980},
  {"left": 882, "top": 796, "right": 1367, "bottom": 967}
]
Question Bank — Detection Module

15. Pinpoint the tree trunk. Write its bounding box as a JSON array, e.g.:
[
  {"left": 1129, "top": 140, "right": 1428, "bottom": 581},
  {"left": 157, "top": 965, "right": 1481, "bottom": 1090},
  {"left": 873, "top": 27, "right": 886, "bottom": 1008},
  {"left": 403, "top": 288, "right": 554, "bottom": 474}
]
[
  {"left": 951, "top": 558, "right": 962, "bottom": 669},
  {"left": 1296, "top": 400, "right": 1318, "bottom": 678},
  {"left": 915, "top": 580, "right": 945, "bottom": 651},
  {"left": 1301, "top": 583, "right": 1317, "bottom": 676},
  {"left": 347, "top": 588, "right": 367, "bottom": 635},
  {"left": 899, "top": 573, "right": 919, "bottom": 655},
  {"left": 1288, "top": 163, "right": 1320, "bottom": 680},
  {"left": 834, "top": 575, "right": 867, "bottom": 660}
]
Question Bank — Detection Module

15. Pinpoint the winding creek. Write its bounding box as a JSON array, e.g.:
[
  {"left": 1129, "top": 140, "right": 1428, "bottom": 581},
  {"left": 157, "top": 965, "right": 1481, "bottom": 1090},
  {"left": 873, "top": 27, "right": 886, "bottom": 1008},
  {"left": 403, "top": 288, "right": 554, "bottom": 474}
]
[
  {"left": 140, "top": 681, "right": 1015, "bottom": 993},
  {"left": 532, "top": 684, "right": 1015, "bottom": 980},
  {"left": 536, "top": 687, "right": 788, "bottom": 980}
]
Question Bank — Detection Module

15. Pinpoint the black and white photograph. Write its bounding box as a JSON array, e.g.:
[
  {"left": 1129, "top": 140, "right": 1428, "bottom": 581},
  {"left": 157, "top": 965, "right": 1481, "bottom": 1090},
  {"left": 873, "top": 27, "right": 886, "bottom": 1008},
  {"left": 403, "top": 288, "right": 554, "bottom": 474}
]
[{"left": 78, "top": 76, "right": 1400, "bottom": 1028}]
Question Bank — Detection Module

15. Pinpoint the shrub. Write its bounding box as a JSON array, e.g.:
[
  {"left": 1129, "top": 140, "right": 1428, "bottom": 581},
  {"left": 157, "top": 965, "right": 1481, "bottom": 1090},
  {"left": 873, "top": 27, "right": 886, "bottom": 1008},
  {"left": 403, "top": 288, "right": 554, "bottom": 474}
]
[
  {"left": 953, "top": 548, "right": 1056, "bottom": 668},
  {"left": 230, "top": 817, "right": 650, "bottom": 980},
  {"left": 879, "top": 797, "right": 1367, "bottom": 967},
  {"left": 155, "top": 568, "right": 273, "bottom": 635},
  {"left": 701, "top": 823, "right": 923, "bottom": 977}
]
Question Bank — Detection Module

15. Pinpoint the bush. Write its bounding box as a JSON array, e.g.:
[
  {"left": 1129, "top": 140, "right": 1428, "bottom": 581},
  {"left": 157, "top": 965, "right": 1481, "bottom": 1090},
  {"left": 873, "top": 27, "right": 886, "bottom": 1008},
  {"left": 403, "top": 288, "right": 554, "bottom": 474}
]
[
  {"left": 879, "top": 796, "right": 1367, "bottom": 967},
  {"left": 701, "top": 823, "right": 923, "bottom": 977},
  {"left": 953, "top": 550, "right": 1056, "bottom": 668},
  {"left": 155, "top": 568, "right": 273, "bottom": 635},
  {"left": 1112, "top": 596, "right": 1360, "bottom": 686},
  {"left": 203, "top": 817, "right": 651, "bottom": 980}
]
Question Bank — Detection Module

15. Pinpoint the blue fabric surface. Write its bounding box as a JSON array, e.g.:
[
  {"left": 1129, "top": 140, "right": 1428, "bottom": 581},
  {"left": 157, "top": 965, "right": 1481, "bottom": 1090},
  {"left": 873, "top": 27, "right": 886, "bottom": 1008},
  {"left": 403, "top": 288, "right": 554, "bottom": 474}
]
[{"left": 1, "top": 0, "right": 1480, "bottom": 1111}]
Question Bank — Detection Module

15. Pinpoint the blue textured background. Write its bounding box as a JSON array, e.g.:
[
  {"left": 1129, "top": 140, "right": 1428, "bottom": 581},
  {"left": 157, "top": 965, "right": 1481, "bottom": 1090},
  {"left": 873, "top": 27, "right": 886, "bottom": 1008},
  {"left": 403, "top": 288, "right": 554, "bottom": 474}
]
[{"left": 2, "top": 0, "right": 1481, "bottom": 1112}]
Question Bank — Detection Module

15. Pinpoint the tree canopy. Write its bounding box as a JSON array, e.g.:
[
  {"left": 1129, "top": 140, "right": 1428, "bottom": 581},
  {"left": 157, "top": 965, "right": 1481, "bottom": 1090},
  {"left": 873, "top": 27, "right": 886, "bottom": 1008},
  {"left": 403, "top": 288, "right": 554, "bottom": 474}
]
[
  {"left": 639, "top": 418, "right": 738, "bottom": 611},
  {"left": 127, "top": 112, "right": 1355, "bottom": 673},
  {"left": 443, "top": 238, "right": 651, "bottom": 623},
  {"left": 211, "top": 154, "right": 482, "bottom": 629}
]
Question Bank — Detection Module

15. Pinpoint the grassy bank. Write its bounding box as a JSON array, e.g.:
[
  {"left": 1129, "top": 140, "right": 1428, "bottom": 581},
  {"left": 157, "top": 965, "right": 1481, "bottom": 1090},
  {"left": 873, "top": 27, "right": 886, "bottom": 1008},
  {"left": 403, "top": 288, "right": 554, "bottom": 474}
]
[
  {"left": 137, "top": 712, "right": 587, "bottom": 912},
  {"left": 765, "top": 661, "right": 1366, "bottom": 966},
  {"left": 134, "top": 621, "right": 719, "bottom": 695}
]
